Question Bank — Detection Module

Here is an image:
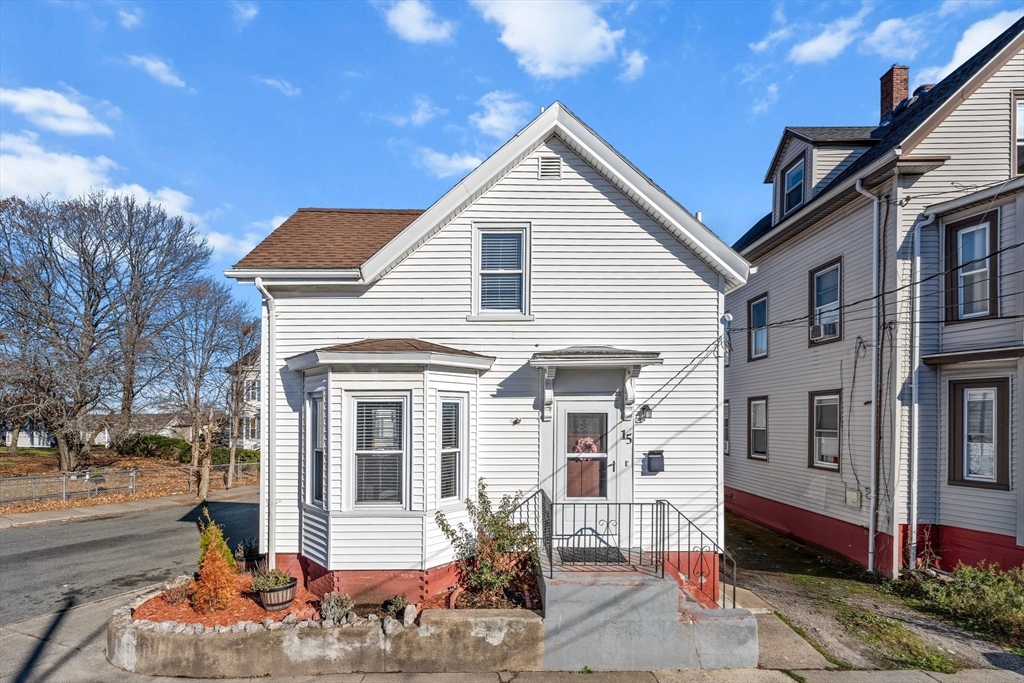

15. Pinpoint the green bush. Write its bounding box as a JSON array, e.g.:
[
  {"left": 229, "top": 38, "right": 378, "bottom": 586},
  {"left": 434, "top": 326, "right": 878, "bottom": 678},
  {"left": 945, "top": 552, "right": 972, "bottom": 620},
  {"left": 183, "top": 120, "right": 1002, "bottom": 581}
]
[
  {"left": 198, "top": 507, "right": 237, "bottom": 573},
  {"left": 915, "top": 562, "right": 1024, "bottom": 647},
  {"left": 251, "top": 569, "right": 294, "bottom": 591},
  {"left": 319, "top": 592, "right": 354, "bottom": 621},
  {"left": 211, "top": 445, "right": 260, "bottom": 465},
  {"left": 382, "top": 594, "right": 409, "bottom": 618},
  {"left": 116, "top": 434, "right": 192, "bottom": 462}
]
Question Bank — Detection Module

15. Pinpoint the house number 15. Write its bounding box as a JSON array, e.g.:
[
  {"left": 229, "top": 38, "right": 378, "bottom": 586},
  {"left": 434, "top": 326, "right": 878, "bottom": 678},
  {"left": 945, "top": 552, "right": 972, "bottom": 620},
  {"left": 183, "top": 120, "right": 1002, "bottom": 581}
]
[{"left": 621, "top": 429, "right": 633, "bottom": 444}]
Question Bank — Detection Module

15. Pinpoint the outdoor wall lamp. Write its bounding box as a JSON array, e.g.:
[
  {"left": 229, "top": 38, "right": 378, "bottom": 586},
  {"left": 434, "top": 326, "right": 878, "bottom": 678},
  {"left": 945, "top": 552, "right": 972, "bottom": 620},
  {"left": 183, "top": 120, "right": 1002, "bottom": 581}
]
[
  {"left": 646, "top": 450, "right": 664, "bottom": 473},
  {"left": 636, "top": 404, "right": 653, "bottom": 423}
]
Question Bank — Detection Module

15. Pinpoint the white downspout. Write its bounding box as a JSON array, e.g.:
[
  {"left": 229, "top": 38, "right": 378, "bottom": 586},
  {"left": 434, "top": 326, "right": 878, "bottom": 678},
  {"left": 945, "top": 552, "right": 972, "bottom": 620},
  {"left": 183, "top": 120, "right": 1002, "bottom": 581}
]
[
  {"left": 254, "top": 277, "right": 277, "bottom": 571},
  {"left": 856, "top": 179, "right": 881, "bottom": 573},
  {"left": 909, "top": 213, "right": 936, "bottom": 572}
]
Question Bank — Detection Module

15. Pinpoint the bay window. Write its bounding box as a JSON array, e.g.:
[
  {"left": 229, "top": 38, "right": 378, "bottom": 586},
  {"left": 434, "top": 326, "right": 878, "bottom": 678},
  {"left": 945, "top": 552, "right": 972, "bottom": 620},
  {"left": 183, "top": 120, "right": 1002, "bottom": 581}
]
[
  {"left": 440, "top": 398, "right": 462, "bottom": 501},
  {"left": 308, "top": 394, "right": 325, "bottom": 506},
  {"left": 355, "top": 399, "right": 405, "bottom": 505}
]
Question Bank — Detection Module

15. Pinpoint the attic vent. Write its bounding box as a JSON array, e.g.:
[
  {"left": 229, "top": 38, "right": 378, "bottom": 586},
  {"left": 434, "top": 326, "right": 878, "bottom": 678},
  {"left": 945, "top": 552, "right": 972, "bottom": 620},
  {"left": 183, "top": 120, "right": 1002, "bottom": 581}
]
[{"left": 538, "top": 156, "right": 561, "bottom": 180}]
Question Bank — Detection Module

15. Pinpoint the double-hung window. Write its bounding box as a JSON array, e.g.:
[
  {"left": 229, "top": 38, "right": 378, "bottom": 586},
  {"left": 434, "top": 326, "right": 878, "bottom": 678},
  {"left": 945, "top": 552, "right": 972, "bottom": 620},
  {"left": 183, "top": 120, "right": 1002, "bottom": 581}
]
[
  {"left": 723, "top": 314, "right": 732, "bottom": 366},
  {"left": 308, "top": 395, "right": 325, "bottom": 506},
  {"left": 245, "top": 379, "right": 260, "bottom": 401},
  {"left": 809, "top": 260, "right": 841, "bottom": 343},
  {"left": 245, "top": 416, "right": 260, "bottom": 441},
  {"left": 479, "top": 229, "right": 526, "bottom": 314},
  {"left": 783, "top": 158, "right": 804, "bottom": 214},
  {"left": 355, "top": 400, "right": 405, "bottom": 505},
  {"left": 946, "top": 212, "right": 997, "bottom": 321},
  {"left": 949, "top": 379, "right": 1009, "bottom": 490},
  {"left": 748, "top": 397, "right": 768, "bottom": 460},
  {"left": 1015, "top": 93, "right": 1024, "bottom": 176},
  {"left": 809, "top": 392, "right": 840, "bottom": 469},
  {"left": 723, "top": 400, "right": 730, "bottom": 456},
  {"left": 748, "top": 294, "right": 768, "bottom": 360},
  {"left": 439, "top": 399, "right": 462, "bottom": 501}
]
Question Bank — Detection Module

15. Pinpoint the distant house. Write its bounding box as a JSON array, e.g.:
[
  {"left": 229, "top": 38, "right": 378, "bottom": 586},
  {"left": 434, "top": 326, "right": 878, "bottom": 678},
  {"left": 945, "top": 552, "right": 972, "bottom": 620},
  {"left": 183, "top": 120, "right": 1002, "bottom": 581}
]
[
  {"left": 88, "top": 413, "right": 179, "bottom": 448},
  {"left": 1, "top": 421, "right": 55, "bottom": 449},
  {"left": 724, "top": 19, "right": 1024, "bottom": 575},
  {"left": 227, "top": 345, "right": 262, "bottom": 451},
  {"left": 227, "top": 102, "right": 749, "bottom": 605}
]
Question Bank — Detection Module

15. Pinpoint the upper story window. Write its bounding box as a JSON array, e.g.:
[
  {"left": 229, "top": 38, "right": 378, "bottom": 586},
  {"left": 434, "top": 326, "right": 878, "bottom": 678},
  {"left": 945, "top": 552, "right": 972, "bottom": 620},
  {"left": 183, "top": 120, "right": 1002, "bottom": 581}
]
[
  {"left": 945, "top": 212, "right": 997, "bottom": 322},
  {"left": 440, "top": 398, "right": 463, "bottom": 501},
  {"left": 308, "top": 394, "right": 325, "bottom": 506},
  {"left": 245, "top": 416, "right": 260, "bottom": 442},
  {"left": 723, "top": 314, "right": 731, "bottom": 367},
  {"left": 1015, "top": 93, "right": 1023, "bottom": 176},
  {"left": 809, "top": 259, "right": 841, "bottom": 343},
  {"left": 748, "top": 294, "right": 768, "bottom": 361},
  {"left": 783, "top": 158, "right": 804, "bottom": 214},
  {"left": 723, "top": 400, "right": 730, "bottom": 456},
  {"left": 478, "top": 228, "right": 528, "bottom": 315},
  {"left": 245, "top": 379, "right": 260, "bottom": 402},
  {"left": 948, "top": 378, "right": 1009, "bottom": 490},
  {"left": 355, "top": 399, "right": 405, "bottom": 506}
]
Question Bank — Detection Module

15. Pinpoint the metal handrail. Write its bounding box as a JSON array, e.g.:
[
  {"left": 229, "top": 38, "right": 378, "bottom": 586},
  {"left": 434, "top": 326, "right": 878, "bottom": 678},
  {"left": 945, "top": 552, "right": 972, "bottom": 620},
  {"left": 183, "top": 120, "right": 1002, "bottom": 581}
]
[{"left": 657, "top": 499, "right": 738, "bottom": 609}]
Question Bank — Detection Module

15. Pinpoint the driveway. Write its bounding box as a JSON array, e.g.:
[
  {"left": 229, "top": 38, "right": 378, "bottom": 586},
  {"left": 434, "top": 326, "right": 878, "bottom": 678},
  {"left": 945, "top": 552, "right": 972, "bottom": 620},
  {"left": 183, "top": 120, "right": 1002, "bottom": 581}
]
[{"left": 0, "top": 495, "right": 257, "bottom": 625}]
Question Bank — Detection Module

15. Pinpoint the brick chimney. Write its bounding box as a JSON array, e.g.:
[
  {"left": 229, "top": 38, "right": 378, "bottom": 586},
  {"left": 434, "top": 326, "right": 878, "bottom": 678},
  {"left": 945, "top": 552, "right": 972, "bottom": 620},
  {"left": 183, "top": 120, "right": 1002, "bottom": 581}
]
[{"left": 880, "top": 64, "right": 909, "bottom": 124}]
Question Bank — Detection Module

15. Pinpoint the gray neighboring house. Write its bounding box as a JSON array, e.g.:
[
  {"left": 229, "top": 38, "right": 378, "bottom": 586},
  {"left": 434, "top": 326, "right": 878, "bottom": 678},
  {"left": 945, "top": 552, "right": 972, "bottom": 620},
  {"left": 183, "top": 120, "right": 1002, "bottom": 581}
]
[
  {"left": 725, "top": 19, "right": 1024, "bottom": 576},
  {"left": 228, "top": 345, "right": 262, "bottom": 451}
]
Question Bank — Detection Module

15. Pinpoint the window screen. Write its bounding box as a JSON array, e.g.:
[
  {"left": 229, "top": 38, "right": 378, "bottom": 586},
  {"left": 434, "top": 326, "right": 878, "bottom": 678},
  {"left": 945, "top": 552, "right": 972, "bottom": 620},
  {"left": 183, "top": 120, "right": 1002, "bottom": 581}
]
[
  {"left": 355, "top": 401, "right": 404, "bottom": 504},
  {"left": 814, "top": 265, "right": 840, "bottom": 327},
  {"left": 749, "top": 297, "right": 768, "bottom": 359},
  {"left": 957, "top": 225, "right": 990, "bottom": 318},
  {"left": 480, "top": 232, "right": 524, "bottom": 312},
  {"left": 812, "top": 395, "right": 840, "bottom": 468},
  {"left": 749, "top": 399, "right": 767, "bottom": 459},
  {"left": 440, "top": 400, "right": 460, "bottom": 500},
  {"left": 784, "top": 159, "right": 804, "bottom": 213}
]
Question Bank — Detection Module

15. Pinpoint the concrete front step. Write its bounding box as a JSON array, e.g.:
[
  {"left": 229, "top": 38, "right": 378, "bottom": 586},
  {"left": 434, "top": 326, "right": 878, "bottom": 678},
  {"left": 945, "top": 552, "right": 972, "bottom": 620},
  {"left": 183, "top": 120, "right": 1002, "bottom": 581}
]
[{"left": 538, "top": 566, "right": 758, "bottom": 671}]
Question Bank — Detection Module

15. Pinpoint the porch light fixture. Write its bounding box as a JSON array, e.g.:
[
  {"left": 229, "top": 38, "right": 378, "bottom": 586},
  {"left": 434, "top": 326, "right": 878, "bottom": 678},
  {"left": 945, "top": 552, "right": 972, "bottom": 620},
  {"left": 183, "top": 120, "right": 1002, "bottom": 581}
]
[{"left": 636, "top": 404, "right": 653, "bottom": 423}]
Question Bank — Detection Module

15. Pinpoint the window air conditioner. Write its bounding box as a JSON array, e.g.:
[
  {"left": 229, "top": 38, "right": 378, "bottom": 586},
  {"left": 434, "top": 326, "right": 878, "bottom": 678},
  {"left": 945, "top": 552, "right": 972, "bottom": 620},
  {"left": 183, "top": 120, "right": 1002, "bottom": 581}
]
[{"left": 809, "top": 322, "right": 839, "bottom": 341}]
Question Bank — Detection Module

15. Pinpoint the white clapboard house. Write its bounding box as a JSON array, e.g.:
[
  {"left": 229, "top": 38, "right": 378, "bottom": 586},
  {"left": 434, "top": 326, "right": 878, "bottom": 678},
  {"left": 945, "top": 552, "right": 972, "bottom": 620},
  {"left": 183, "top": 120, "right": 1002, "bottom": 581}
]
[{"left": 227, "top": 103, "right": 749, "bottom": 605}]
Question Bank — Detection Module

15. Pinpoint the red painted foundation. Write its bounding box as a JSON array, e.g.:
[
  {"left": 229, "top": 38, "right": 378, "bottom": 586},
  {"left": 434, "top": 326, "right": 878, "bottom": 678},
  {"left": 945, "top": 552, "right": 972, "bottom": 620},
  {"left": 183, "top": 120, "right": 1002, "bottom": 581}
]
[
  {"left": 664, "top": 551, "right": 720, "bottom": 609},
  {"left": 274, "top": 554, "right": 461, "bottom": 604},
  {"left": 901, "top": 524, "right": 1024, "bottom": 572}
]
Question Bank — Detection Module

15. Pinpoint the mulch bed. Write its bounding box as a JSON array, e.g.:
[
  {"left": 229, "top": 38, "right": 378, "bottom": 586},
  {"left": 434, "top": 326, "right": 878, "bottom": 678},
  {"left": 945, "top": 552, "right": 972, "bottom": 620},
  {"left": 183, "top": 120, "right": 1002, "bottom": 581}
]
[
  {"left": 132, "top": 574, "right": 319, "bottom": 627},
  {"left": 416, "top": 573, "right": 543, "bottom": 612}
]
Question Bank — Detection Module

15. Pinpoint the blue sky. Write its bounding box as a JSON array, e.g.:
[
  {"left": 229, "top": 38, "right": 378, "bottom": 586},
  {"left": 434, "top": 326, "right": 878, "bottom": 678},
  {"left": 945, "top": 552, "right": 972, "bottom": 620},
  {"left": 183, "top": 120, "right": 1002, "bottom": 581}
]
[{"left": 1, "top": 0, "right": 1021, "bottom": 302}]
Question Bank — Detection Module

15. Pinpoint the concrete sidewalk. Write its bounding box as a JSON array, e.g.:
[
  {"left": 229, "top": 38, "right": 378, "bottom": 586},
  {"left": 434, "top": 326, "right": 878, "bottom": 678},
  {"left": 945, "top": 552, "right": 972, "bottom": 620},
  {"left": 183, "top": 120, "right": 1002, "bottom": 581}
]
[
  {"left": 2, "top": 589, "right": 1020, "bottom": 683},
  {"left": 0, "top": 485, "right": 259, "bottom": 529}
]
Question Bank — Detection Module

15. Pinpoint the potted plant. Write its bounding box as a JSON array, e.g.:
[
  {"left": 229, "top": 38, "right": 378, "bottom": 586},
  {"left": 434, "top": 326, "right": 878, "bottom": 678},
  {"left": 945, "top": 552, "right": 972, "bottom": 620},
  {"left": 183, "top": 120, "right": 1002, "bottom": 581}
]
[
  {"left": 234, "top": 537, "right": 265, "bottom": 574},
  {"left": 251, "top": 569, "right": 297, "bottom": 612}
]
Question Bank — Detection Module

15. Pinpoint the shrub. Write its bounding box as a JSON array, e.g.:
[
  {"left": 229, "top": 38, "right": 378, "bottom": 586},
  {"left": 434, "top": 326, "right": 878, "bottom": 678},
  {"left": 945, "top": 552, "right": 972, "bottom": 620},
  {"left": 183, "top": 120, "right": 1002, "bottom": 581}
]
[
  {"left": 161, "top": 578, "right": 195, "bottom": 606},
  {"left": 198, "top": 508, "right": 237, "bottom": 573},
  {"left": 435, "top": 479, "right": 536, "bottom": 598},
  {"left": 319, "top": 592, "right": 354, "bottom": 621},
  {"left": 116, "top": 434, "right": 192, "bottom": 462},
  {"left": 251, "top": 569, "right": 295, "bottom": 591},
  {"left": 211, "top": 446, "right": 260, "bottom": 465},
  {"left": 382, "top": 594, "right": 409, "bottom": 618},
  {"left": 192, "top": 547, "right": 236, "bottom": 613},
  {"left": 916, "top": 562, "right": 1024, "bottom": 646}
]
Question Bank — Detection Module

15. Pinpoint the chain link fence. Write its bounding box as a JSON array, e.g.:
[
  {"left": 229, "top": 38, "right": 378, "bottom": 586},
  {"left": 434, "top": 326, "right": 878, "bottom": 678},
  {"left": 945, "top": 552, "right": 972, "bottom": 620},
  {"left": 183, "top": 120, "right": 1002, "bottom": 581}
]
[{"left": 0, "top": 463, "right": 259, "bottom": 507}]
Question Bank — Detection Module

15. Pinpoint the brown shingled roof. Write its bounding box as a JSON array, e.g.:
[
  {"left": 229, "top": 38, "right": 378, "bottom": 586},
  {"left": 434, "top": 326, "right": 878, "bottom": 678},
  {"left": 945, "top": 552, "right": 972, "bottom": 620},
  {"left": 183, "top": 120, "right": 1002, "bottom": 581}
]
[
  {"left": 233, "top": 208, "right": 424, "bottom": 269},
  {"left": 318, "top": 338, "right": 491, "bottom": 358}
]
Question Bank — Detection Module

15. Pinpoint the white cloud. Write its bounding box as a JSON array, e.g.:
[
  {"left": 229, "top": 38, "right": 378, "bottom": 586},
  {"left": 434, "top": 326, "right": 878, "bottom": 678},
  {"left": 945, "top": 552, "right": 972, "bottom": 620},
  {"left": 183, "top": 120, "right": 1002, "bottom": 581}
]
[
  {"left": 788, "top": 6, "right": 870, "bottom": 64},
  {"left": 0, "top": 131, "right": 116, "bottom": 198},
  {"left": 113, "top": 184, "right": 202, "bottom": 225},
  {"left": 471, "top": 0, "right": 624, "bottom": 78},
  {"left": 416, "top": 147, "right": 482, "bottom": 178},
  {"left": 385, "top": 0, "right": 455, "bottom": 44},
  {"left": 863, "top": 17, "right": 926, "bottom": 60},
  {"left": 618, "top": 49, "right": 647, "bottom": 82},
  {"left": 127, "top": 55, "right": 187, "bottom": 88},
  {"left": 118, "top": 8, "right": 143, "bottom": 29},
  {"left": 469, "top": 91, "right": 531, "bottom": 139},
  {"left": 752, "top": 83, "right": 779, "bottom": 115},
  {"left": 749, "top": 27, "right": 793, "bottom": 53},
  {"left": 207, "top": 215, "right": 287, "bottom": 259},
  {"left": 0, "top": 87, "right": 113, "bottom": 136},
  {"left": 254, "top": 77, "right": 301, "bottom": 97},
  {"left": 387, "top": 95, "right": 446, "bottom": 126},
  {"left": 230, "top": 1, "right": 259, "bottom": 26},
  {"left": 915, "top": 9, "right": 1022, "bottom": 85},
  {"left": 938, "top": 1, "right": 998, "bottom": 17}
]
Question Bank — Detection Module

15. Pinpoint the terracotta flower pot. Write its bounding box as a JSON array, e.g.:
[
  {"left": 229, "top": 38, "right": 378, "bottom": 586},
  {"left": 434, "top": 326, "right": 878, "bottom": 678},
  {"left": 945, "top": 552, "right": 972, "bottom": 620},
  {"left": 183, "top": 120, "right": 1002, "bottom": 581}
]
[{"left": 258, "top": 577, "right": 297, "bottom": 612}]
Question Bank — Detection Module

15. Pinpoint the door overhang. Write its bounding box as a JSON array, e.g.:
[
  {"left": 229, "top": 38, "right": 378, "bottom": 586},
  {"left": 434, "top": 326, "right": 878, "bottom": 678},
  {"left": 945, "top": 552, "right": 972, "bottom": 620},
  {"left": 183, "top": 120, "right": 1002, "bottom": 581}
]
[{"left": 529, "top": 346, "right": 662, "bottom": 421}]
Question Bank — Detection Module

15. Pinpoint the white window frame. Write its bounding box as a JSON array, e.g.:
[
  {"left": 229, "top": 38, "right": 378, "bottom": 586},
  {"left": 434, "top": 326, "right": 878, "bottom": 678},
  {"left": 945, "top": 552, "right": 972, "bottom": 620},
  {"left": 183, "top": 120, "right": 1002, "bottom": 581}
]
[
  {"left": 438, "top": 394, "right": 467, "bottom": 505},
  {"left": 350, "top": 394, "right": 410, "bottom": 509},
  {"left": 245, "top": 378, "right": 260, "bottom": 402},
  {"left": 962, "top": 387, "right": 997, "bottom": 483},
  {"left": 245, "top": 416, "right": 260, "bottom": 442},
  {"left": 306, "top": 391, "right": 326, "bottom": 508},
  {"left": 957, "top": 224, "right": 990, "bottom": 319},
  {"left": 783, "top": 158, "right": 804, "bottom": 214},
  {"left": 723, "top": 314, "right": 731, "bottom": 367},
  {"left": 723, "top": 400, "right": 730, "bottom": 456},
  {"left": 470, "top": 223, "right": 532, "bottom": 320},
  {"left": 811, "top": 394, "right": 840, "bottom": 470},
  {"left": 812, "top": 263, "right": 841, "bottom": 329}
]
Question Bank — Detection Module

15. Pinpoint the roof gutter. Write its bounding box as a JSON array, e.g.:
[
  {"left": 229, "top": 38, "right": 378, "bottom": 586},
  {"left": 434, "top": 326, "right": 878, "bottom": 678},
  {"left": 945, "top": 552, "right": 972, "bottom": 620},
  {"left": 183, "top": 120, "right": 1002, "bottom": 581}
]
[
  {"left": 855, "top": 178, "right": 882, "bottom": 575},
  {"left": 224, "top": 268, "right": 363, "bottom": 285},
  {"left": 254, "top": 277, "right": 277, "bottom": 571}
]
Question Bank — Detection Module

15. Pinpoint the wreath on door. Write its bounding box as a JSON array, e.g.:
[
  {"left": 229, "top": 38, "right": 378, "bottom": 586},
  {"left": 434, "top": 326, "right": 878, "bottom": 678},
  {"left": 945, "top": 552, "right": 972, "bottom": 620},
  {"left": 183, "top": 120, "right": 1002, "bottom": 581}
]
[{"left": 573, "top": 437, "right": 599, "bottom": 454}]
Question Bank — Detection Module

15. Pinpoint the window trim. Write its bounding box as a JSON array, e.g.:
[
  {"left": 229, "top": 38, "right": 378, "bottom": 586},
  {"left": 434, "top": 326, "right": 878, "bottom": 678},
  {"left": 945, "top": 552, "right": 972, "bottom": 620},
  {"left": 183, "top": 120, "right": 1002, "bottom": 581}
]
[
  {"left": 438, "top": 394, "right": 467, "bottom": 505},
  {"left": 723, "top": 399, "right": 730, "bottom": 456},
  {"left": 807, "top": 390, "right": 842, "bottom": 471},
  {"left": 948, "top": 378, "right": 1009, "bottom": 490},
  {"left": 782, "top": 155, "right": 805, "bottom": 216},
  {"left": 245, "top": 416, "right": 260, "bottom": 442},
  {"left": 1013, "top": 90, "right": 1024, "bottom": 177},
  {"left": 944, "top": 211, "right": 998, "bottom": 324},
  {"left": 351, "top": 394, "right": 410, "bottom": 509},
  {"left": 747, "top": 293, "right": 769, "bottom": 362},
  {"left": 245, "top": 378, "right": 261, "bottom": 402},
  {"left": 306, "top": 391, "right": 326, "bottom": 508},
  {"left": 723, "top": 313, "right": 732, "bottom": 367},
  {"left": 807, "top": 257, "right": 843, "bottom": 347},
  {"left": 472, "top": 223, "right": 532, "bottom": 319},
  {"left": 747, "top": 396, "right": 768, "bottom": 461}
]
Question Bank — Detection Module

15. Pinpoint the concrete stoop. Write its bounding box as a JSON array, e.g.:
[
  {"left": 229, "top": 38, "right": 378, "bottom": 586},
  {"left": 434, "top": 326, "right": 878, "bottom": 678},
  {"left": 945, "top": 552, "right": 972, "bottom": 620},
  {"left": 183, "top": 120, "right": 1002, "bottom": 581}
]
[{"left": 538, "top": 568, "right": 758, "bottom": 671}]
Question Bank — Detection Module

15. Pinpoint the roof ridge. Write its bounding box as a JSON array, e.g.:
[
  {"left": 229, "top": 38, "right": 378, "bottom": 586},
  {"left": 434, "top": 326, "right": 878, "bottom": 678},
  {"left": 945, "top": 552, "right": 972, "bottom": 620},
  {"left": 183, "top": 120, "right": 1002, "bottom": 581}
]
[{"left": 295, "top": 208, "right": 425, "bottom": 214}]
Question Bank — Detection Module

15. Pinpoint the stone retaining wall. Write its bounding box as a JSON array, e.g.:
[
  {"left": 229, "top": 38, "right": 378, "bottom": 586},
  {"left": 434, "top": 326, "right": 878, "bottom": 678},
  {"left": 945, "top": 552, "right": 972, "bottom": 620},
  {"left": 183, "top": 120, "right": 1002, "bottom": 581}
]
[{"left": 107, "top": 592, "right": 543, "bottom": 677}]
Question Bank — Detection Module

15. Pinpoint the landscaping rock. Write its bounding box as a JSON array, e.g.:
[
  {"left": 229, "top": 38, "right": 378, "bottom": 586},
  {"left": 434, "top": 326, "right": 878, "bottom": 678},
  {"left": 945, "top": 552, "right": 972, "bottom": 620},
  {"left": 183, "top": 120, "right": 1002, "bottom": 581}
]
[
  {"left": 267, "top": 621, "right": 283, "bottom": 631},
  {"left": 244, "top": 621, "right": 261, "bottom": 633},
  {"left": 282, "top": 614, "right": 297, "bottom": 625},
  {"left": 263, "top": 619, "right": 274, "bottom": 629},
  {"left": 382, "top": 616, "right": 397, "bottom": 636},
  {"left": 214, "top": 625, "right": 228, "bottom": 634},
  {"left": 172, "top": 623, "right": 187, "bottom": 634},
  {"left": 230, "top": 622, "right": 245, "bottom": 633},
  {"left": 345, "top": 611, "right": 357, "bottom": 624},
  {"left": 322, "top": 619, "right": 334, "bottom": 628},
  {"left": 402, "top": 604, "right": 417, "bottom": 626},
  {"left": 191, "top": 624, "right": 205, "bottom": 635},
  {"left": 367, "top": 614, "right": 379, "bottom": 624},
  {"left": 154, "top": 621, "right": 172, "bottom": 634}
]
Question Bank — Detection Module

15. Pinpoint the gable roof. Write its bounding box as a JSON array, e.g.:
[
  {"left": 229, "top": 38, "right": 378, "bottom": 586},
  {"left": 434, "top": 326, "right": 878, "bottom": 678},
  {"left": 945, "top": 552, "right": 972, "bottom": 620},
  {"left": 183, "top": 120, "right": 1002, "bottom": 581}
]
[
  {"left": 233, "top": 209, "right": 423, "bottom": 269},
  {"left": 228, "top": 102, "right": 749, "bottom": 291},
  {"left": 737, "top": 16, "right": 1024, "bottom": 257}
]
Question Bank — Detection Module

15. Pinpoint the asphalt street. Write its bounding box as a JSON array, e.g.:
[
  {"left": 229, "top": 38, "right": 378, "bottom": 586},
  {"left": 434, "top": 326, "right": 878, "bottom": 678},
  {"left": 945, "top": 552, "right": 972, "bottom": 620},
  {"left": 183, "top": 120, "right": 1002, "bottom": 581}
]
[{"left": 0, "top": 495, "right": 258, "bottom": 625}]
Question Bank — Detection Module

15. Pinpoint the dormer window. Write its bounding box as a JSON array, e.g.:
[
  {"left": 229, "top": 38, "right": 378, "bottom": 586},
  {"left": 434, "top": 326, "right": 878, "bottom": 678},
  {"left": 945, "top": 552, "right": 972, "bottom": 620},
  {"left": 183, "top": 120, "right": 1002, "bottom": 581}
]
[{"left": 784, "top": 158, "right": 804, "bottom": 214}]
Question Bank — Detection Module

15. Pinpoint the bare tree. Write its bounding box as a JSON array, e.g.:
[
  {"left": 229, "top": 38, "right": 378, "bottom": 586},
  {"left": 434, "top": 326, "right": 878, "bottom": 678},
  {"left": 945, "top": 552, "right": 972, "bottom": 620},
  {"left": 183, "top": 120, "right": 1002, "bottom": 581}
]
[
  {"left": 163, "top": 278, "right": 243, "bottom": 500},
  {"left": 224, "top": 316, "right": 260, "bottom": 489},
  {"left": 0, "top": 195, "right": 121, "bottom": 471}
]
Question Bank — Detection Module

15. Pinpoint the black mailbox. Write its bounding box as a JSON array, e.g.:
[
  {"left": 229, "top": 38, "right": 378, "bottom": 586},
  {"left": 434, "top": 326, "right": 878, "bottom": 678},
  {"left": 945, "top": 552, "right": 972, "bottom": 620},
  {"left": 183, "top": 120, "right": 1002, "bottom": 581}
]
[{"left": 646, "top": 450, "right": 664, "bottom": 473}]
